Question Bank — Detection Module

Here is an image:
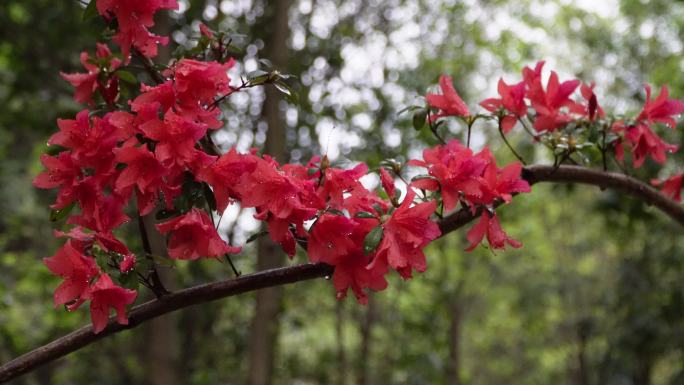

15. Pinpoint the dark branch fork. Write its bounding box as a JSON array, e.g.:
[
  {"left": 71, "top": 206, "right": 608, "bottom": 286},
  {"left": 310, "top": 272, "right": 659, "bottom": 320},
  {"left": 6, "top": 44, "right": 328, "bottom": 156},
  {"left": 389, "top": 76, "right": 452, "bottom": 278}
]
[{"left": 2, "top": 164, "right": 683, "bottom": 382}]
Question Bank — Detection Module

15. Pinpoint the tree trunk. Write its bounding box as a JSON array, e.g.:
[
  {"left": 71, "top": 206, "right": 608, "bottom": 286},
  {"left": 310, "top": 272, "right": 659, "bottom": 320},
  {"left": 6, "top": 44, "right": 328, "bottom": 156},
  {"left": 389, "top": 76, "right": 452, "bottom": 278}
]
[
  {"left": 445, "top": 296, "right": 462, "bottom": 385},
  {"left": 357, "top": 297, "right": 376, "bottom": 385},
  {"left": 142, "top": 214, "right": 180, "bottom": 385},
  {"left": 575, "top": 323, "right": 590, "bottom": 385},
  {"left": 246, "top": 2, "right": 292, "bottom": 385},
  {"left": 141, "top": 13, "right": 180, "bottom": 385},
  {"left": 335, "top": 301, "right": 348, "bottom": 385}
]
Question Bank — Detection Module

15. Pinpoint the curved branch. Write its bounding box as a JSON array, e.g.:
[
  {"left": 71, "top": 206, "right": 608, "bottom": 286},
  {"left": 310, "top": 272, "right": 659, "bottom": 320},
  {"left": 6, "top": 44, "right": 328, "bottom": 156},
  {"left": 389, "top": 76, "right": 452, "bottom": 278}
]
[
  {"left": 2, "top": 164, "right": 683, "bottom": 382},
  {"left": 521, "top": 165, "right": 684, "bottom": 226},
  {"left": 0, "top": 263, "right": 334, "bottom": 382}
]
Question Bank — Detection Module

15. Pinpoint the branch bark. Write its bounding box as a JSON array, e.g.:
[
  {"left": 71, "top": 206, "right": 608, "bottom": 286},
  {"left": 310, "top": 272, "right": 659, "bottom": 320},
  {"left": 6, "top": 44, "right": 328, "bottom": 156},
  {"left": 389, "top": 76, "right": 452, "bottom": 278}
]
[{"left": 2, "top": 164, "right": 684, "bottom": 382}]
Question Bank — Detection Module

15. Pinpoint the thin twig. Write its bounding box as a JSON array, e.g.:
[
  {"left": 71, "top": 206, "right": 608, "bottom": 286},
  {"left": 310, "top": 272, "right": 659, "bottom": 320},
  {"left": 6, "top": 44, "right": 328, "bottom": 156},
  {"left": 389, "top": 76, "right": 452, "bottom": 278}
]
[{"left": 498, "top": 126, "right": 526, "bottom": 165}]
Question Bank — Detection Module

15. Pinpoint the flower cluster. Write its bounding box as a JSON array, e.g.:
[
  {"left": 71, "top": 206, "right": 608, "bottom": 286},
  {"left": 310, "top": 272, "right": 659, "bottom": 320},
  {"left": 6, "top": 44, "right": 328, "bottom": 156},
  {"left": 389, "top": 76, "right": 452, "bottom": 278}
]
[
  {"left": 96, "top": 0, "right": 179, "bottom": 61},
  {"left": 614, "top": 85, "right": 684, "bottom": 168},
  {"left": 60, "top": 43, "right": 122, "bottom": 105},
  {"left": 38, "top": 0, "right": 456, "bottom": 329},
  {"left": 409, "top": 140, "right": 530, "bottom": 251},
  {"left": 40, "top": 0, "right": 684, "bottom": 334},
  {"left": 427, "top": 61, "right": 684, "bottom": 205}
]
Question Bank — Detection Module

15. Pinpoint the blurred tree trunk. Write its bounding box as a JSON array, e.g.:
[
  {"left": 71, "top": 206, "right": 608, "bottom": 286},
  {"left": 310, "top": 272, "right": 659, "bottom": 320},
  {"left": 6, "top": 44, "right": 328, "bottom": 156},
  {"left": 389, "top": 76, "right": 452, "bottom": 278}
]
[
  {"left": 634, "top": 361, "right": 651, "bottom": 385},
  {"left": 574, "top": 322, "right": 590, "bottom": 385},
  {"left": 246, "top": 2, "right": 292, "bottom": 385},
  {"left": 142, "top": 214, "right": 180, "bottom": 385},
  {"left": 335, "top": 301, "right": 348, "bottom": 385},
  {"left": 445, "top": 295, "right": 463, "bottom": 385},
  {"left": 357, "top": 297, "right": 376, "bottom": 385},
  {"left": 141, "top": 12, "right": 180, "bottom": 385}
]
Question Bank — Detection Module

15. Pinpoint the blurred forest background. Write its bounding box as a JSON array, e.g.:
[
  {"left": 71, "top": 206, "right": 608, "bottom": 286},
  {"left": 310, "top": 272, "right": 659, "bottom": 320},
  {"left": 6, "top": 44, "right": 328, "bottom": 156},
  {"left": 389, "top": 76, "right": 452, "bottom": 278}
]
[{"left": 2, "top": 0, "right": 684, "bottom": 384}]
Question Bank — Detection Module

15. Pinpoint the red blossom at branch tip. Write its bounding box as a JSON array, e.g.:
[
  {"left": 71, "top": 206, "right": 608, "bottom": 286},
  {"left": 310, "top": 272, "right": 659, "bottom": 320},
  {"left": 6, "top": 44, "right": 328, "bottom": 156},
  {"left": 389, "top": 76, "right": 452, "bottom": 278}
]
[
  {"left": 637, "top": 85, "right": 684, "bottom": 129},
  {"left": 465, "top": 212, "right": 521, "bottom": 252},
  {"left": 156, "top": 208, "right": 241, "bottom": 260},
  {"left": 85, "top": 273, "right": 137, "bottom": 334},
  {"left": 651, "top": 173, "right": 684, "bottom": 202},
  {"left": 426, "top": 75, "right": 470, "bottom": 121}
]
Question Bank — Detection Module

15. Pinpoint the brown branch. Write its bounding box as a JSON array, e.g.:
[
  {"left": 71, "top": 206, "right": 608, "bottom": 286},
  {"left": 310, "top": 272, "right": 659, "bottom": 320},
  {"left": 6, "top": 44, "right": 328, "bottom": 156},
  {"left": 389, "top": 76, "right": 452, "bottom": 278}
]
[
  {"left": 521, "top": 165, "right": 684, "bottom": 226},
  {"left": 0, "top": 263, "right": 334, "bottom": 382},
  {"left": 2, "top": 164, "right": 684, "bottom": 382}
]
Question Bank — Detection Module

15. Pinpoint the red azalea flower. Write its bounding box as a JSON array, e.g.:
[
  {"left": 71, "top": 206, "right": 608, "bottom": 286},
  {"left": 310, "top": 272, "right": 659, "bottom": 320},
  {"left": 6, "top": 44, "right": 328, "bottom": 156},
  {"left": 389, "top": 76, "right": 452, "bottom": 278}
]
[
  {"left": 466, "top": 212, "right": 521, "bottom": 252},
  {"left": 370, "top": 190, "right": 440, "bottom": 278},
  {"left": 615, "top": 122, "right": 678, "bottom": 168},
  {"left": 86, "top": 273, "right": 137, "bottom": 333},
  {"left": 51, "top": 110, "right": 125, "bottom": 172},
  {"left": 317, "top": 164, "right": 368, "bottom": 210},
  {"left": 426, "top": 75, "right": 470, "bottom": 121},
  {"left": 637, "top": 85, "right": 684, "bottom": 129},
  {"left": 473, "top": 160, "right": 531, "bottom": 205},
  {"left": 33, "top": 152, "right": 82, "bottom": 203},
  {"left": 114, "top": 144, "right": 176, "bottom": 215},
  {"left": 651, "top": 173, "right": 684, "bottom": 202},
  {"left": 119, "top": 254, "right": 137, "bottom": 273},
  {"left": 571, "top": 82, "right": 605, "bottom": 121},
  {"left": 333, "top": 250, "right": 388, "bottom": 304},
  {"left": 379, "top": 167, "right": 396, "bottom": 200},
  {"left": 198, "top": 148, "right": 258, "bottom": 212},
  {"left": 480, "top": 78, "right": 527, "bottom": 133},
  {"left": 55, "top": 226, "right": 131, "bottom": 259},
  {"left": 131, "top": 82, "right": 176, "bottom": 115},
  {"left": 308, "top": 213, "right": 386, "bottom": 304},
  {"left": 156, "top": 208, "right": 241, "bottom": 260},
  {"left": 96, "top": 0, "right": 179, "bottom": 62},
  {"left": 139, "top": 110, "right": 214, "bottom": 170},
  {"left": 68, "top": 194, "right": 129, "bottom": 234},
  {"left": 60, "top": 43, "right": 121, "bottom": 105},
  {"left": 62, "top": 176, "right": 103, "bottom": 215},
  {"left": 342, "top": 186, "right": 389, "bottom": 217},
  {"left": 44, "top": 240, "right": 100, "bottom": 309},
  {"left": 241, "top": 156, "right": 320, "bottom": 221},
  {"left": 173, "top": 59, "right": 235, "bottom": 105},
  {"left": 307, "top": 214, "right": 362, "bottom": 264},
  {"left": 409, "top": 140, "right": 488, "bottom": 212},
  {"left": 199, "top": 23, "right": 214, "bottom": 38},
  {"left": 523, "top": 61, "right": 581, "bottom": 132}
]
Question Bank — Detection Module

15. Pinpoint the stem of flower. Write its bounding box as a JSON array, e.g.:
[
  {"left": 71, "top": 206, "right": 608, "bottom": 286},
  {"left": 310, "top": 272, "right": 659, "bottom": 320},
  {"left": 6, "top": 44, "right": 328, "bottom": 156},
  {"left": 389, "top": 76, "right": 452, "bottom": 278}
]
[{"left": 498, "top": 125, "right": 526, "bottom": 165}]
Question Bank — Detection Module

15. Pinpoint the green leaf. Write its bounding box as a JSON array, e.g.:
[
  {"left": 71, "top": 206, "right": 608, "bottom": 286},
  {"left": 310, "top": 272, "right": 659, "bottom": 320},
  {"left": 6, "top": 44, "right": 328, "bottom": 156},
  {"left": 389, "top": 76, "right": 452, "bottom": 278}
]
[
  {"left": 273, "top": 81, "right": 299, "bottom": 104},
  {"left": 151, "top": 255, "right": 176, "bottom": 268},
  {"left": 115, "top": 70, "right": 137, "bottom": 84},
  {"left": 247, "top": 69, "right": 270, "bottom": 85},
  {"left": 246, "top": 231, "right": 269, "bottom": 244},
  {"left": 82, "top": 0, "right": 100, "bottom": 21},
  {"left": 258, "top": 58, "right": 273, "bottom": 69},
  {"left": 411, "top": 174, "right": 436, "bottom": 182},
  {"left": 327, "top": 209, "right": 346, "bottom": 216},
  {"left": 355, "top": 211, "right": 377, "bottom": 219},
  {"left": 95, "top": 252, "right": 110, "bottom": 272},
  {"left": 118, "top": 270, "right": 139, "bottom": 290},
  {"left": 412, "top": 108, "right": 428, "bottom": 131},
  {"left": 364, "top": 225, "right": 384, "bottom": 255},
  {"left": 397, "top": 105, "right": 422, "bottom": 115},
  {"left": 50, "top": 202, "right": 75, "bottom": 222},
  {"left": 273, "top": 81, "right": 291, "bottom": 96}
]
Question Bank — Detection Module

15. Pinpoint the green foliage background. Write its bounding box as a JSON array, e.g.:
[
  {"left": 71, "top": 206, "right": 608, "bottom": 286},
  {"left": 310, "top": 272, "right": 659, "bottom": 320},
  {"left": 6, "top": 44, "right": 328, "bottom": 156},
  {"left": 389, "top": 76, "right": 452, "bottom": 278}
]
[{"left": 1, "top": 0, "right": 684, "bottom": 384}]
